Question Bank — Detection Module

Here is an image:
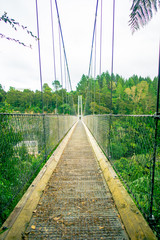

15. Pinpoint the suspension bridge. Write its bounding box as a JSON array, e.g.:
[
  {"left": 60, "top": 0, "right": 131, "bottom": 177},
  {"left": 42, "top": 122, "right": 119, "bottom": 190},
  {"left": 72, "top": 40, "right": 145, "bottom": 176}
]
[
  {"left": 0, "top": 0, "right": 160, "bottom": 239},
  {"left": 0, "top": 116, "right": 157, "bottom": 240}
]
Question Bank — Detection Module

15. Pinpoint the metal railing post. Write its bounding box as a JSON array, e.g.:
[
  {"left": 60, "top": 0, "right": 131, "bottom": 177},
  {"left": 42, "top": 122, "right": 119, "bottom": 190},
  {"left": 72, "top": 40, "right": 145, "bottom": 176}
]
[
  {"left": 108, "top": 114, "right": 112, "bottom": 159},
  {"left": 43, "top": 114, "right": 47, "bottom": 161},
  {"left": 149, "top": 42, "right": 160, "bottom": 221},
  {"left": 57, "top": 114, "right": 60, "bottom": 142}
]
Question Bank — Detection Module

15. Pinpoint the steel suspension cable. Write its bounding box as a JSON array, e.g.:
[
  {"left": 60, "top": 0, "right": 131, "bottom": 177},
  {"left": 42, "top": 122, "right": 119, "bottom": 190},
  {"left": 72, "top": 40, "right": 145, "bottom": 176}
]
[
  {"left": 64, "top": 55, "right": 67, "bottom": 90},
  {"left": 35, "top": 0, "right": 47, "bottom": 159},
  {"left": 35, "top": 0, "right": 44, "bottom": 113},
  {"left": 50, "top": 0, "right": 57, "bottom": 81},
  {"left": 111, "top": 0, "right": 116, "bottom": 111},
  {"left": 98, "top": 0, "right": 103, "bottom": 114},
  {"left": 58, "top": 26, "right": 65, "bottom": 113},
  {"left": 94, "top": 26, "right": 97, "bottom": 80},
  {"left": 54, "top": 0, "right": 72, "bottom": 91},
  {"left": 59, "top": 24, "right": 64, "bottom": 114},
  {"left": 85, "top": 0, "right": 99, "bottom": 115},
  {"left": 99, "top": 0, "right": 103, "bottom": 76},
  {"left": 94, "top": 24, "right": 97, "bottom": 114},
  {"left": 156, "top": 42, "right": 160, "bottom": 115},
  {"left": 64, "top": 52, "right": 68, "bottom": 104},
  {"left": 58, "top": 26, "right": 63, "bottom": 87},
  {"left": 88, "top": 0, "right": 99, "bottom": 77},
  {"left": 50, "top": 0, "right": 58, "bottom": 113}
]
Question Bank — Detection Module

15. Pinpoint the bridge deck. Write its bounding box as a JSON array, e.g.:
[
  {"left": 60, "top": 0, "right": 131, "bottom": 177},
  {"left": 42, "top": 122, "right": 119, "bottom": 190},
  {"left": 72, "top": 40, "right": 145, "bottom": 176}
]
[{"left": 24, "top": 121, "right": 128, "bottom": 239}]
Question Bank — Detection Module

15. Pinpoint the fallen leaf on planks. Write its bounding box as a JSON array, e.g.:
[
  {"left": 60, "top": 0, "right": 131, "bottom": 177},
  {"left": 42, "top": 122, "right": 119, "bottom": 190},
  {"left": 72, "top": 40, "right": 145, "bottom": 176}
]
[{"left": 31, "top": 225, "right": 36, "bottom": 230}]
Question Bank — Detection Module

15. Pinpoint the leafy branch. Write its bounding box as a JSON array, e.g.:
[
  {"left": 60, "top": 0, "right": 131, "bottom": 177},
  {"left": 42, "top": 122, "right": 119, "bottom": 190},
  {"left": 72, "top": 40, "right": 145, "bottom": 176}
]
[
  {"left": 0, "top": 33, "right": 32, "bottom": 48},
  {"left": 0, "top": 12, "right": 38, "bottom": 48},
  {"left": 129, "top": 0, "right": 160, "bottom": 33}
]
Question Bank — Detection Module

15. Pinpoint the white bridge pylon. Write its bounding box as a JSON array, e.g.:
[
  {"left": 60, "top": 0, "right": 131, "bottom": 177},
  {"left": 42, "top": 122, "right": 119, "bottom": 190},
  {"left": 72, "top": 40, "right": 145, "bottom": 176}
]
[{"left": 78, "top": 95, "right": 82, "bottom": 120}]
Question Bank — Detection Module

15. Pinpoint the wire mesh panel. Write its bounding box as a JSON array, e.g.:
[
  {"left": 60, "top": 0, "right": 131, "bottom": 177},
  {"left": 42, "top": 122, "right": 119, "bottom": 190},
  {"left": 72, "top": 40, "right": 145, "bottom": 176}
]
[
  {"left": 83, "top": 114, "right": 160, "bottom": 236},
  {"left": 153, "top": 117, "right": 160, "bottom": 233},
  {"left": 58, "top": 115, "right": 77, "bottom": 141},
  {"left": 110, "top": 116, "right": 155, "bottom": 215},
  {"left": 0, "top": 113, "right": 77, "bottom": 227},
  {"left": 45, "top": 115, "right": 59, "bottom": 155}
]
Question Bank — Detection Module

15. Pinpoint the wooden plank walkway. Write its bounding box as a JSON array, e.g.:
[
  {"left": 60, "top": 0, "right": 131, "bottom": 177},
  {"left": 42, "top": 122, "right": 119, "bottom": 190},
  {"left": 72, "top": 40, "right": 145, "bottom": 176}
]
[{"left": 23, "top": 121, "right": 128, "bottom": 239}]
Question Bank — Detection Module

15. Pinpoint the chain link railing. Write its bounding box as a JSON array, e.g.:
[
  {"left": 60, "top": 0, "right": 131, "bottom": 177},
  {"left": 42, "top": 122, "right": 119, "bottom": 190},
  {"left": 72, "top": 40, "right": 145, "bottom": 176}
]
[
  {"left": 83, "top": 114, "right": 160, "bottom": 236},
  {"left": 0, "top": 113, "right": 77, "bottom": 226}
]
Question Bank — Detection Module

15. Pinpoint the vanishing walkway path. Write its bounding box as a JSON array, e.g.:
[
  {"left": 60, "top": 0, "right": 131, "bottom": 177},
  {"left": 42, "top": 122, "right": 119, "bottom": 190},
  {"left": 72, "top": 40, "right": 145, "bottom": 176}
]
[{"left": 24, "top": 121, "right": 128, "bottom": 239}]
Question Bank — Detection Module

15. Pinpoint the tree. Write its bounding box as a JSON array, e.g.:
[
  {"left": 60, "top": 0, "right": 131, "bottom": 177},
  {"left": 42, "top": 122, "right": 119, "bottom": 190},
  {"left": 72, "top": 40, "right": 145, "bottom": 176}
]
[
  {"left": 125, "top": 81, "right": 149, "bottom": 113},
  {"left": 52, "top": 80, "right": 62, "bottom": 92},
  {"left": 0, "top": 84, "right": 6, "bottom": 103},
  {"left": 116, "top": 82, "right": 124, "bottom": 99},
  {"left": 76, "top": 75, "right": 88, "bottom": 95},
  {"left": 129, "top": 0, "right": 160, "bottom": 32},
  {"left": 42, "top": 84, "right": 53, "bottom": 112},
  {"left": 22, "top": 89, "right": 34, "bottom": 111}
]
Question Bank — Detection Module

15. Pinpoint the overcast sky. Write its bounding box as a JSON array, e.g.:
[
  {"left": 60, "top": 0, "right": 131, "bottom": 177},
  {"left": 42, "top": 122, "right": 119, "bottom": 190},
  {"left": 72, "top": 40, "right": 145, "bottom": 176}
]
[{"left": 0, "top": 0, "right": 160, "bottom": 92}]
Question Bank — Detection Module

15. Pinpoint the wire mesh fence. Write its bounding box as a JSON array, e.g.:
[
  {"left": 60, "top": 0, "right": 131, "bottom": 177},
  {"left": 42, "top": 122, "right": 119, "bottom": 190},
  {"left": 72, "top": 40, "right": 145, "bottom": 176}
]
[
  {"left": 0, "top": 113, "right": 77, "bottom": 226},
  {"left": 83, "top": 114, "right": 160, "bottom": 236}
]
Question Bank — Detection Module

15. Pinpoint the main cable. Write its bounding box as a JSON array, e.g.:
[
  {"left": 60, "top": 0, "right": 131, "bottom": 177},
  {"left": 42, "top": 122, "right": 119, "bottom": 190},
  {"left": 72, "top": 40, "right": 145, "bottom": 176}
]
[{"left": 54, "top": 0, "right": 72, "bottom": 91}]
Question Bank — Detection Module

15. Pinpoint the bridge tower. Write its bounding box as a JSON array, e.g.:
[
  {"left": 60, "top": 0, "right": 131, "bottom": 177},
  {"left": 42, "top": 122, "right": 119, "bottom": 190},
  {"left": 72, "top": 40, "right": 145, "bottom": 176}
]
[{"left": 78, "top": 95, "right": 82, "bottom": 120}]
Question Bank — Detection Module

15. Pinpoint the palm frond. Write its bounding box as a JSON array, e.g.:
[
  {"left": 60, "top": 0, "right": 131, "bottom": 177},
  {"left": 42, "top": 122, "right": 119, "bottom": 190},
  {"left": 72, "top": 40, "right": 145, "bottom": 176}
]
[{"left": 129, "top": 0, "right": 160, "bottom": 33}]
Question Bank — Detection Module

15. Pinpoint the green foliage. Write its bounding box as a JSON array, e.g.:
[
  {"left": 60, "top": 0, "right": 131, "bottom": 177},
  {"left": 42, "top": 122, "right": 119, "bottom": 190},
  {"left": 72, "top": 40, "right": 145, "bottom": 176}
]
[
  {"left": 52, "top": 80, "right": 62, "bottom": 92},
  {"left": 82, "top": 72, "right": 157, "bottom": 115},
  {"left": 0, "top": 84, "right": 76, "bottom": 114},
  {"left": 0, "top": 115, "right": 22, "bottom": 225},
  {"left": 0, "top": 113, "right": 77, "bottom": 227},
  {"left": 0, "top": 71, "right": 157, "bottom": 115},
  {"left": 84, "top": 114, "right": 160, "bottom": 237}
]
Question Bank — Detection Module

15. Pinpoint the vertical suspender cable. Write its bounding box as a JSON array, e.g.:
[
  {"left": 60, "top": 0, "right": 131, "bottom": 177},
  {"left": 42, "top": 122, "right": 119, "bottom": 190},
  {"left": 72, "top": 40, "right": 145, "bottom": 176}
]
[
  {"left": 156, "top": 42, "right": 160, "bottom": 115},
  {"left": 94, "top": 26, "right": 97, "bottom": 80},
  {"left": 35, "top": 0, "right": 44, "bottom": 112},
  {"left": 64, "top": 53, "right": 67, "bottom": 104},
  {"left": 99, "top": 0, "right": 103, "bottom": 76},
  {"left": 111, "top": 0, "right": 115, "bottom": 112},
  {"left": 64, "top": 56, "right": 67, "bottom": 90},
  {"left": 58, "top": 26, "right": 64, "bottom": 113},
  {"left": 88, "top": 0, "right": 99, "bottom": 77},
  {"left": 55, "top": 0, "right": 75, "bottom": 114},
  {"left": 87, "top": 0, "right": 99, "bottom": 115},
  {"left": 35, "top": 0, "right": 47, "bottom": 159},
  {"left": 99, "top": 0, "right": 103, "bottom": 114},
  {"left": 94, "top": 25, "right": 97, "bottom": 114},
  {"left": 108, "top": 0, "right": 115, "bottom": 161},
  {"left": 54, "top": 0, "right": 72, "bottom": 91},
  {"left": 50, "top": 0, "right": 58, "bottom": 113},
  {"left": 50, "top": 0, "right": 57, "bottom": 81},
  {"left": 59, "top": 27, "right": 63, "bottom": 87}
]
